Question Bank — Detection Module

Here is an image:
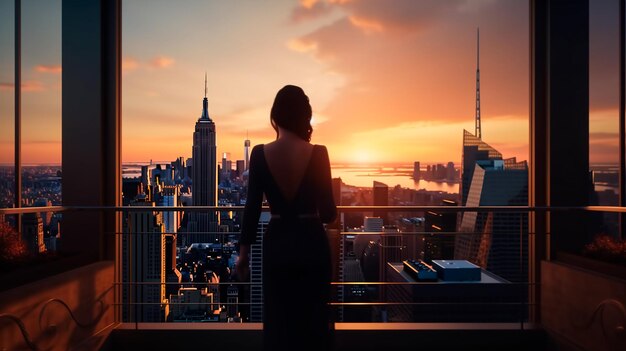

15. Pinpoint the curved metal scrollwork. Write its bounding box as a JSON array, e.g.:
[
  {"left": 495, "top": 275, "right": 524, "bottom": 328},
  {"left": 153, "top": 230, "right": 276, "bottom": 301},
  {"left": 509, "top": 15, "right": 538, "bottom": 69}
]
[
  {"left": 38, "top": 298, "right": 105, "bottom": 330},
  {"left": 0, "top": 313, "right": 40, "bottom": 351},
  {"left": 0, "top": 297, "right": 106, "bottom": 351},
  {"left": 573, "top": 298, "right": 626, "bottom": 350}
]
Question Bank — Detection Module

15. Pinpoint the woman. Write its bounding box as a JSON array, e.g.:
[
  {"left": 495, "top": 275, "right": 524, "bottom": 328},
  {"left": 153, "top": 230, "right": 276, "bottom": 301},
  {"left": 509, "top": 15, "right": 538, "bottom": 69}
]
[{"left": 237, "top": 85, "right": 337, "bottom": 350}]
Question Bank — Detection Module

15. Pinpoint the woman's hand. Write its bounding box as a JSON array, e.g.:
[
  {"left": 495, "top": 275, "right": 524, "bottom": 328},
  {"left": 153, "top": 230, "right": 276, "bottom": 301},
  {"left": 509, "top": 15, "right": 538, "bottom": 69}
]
[
  {"left": 234, "top": 244, "right": 250, "bottom": 281},
  {"left": 235, "top": 257, "right": 250, "bottom": 282}
]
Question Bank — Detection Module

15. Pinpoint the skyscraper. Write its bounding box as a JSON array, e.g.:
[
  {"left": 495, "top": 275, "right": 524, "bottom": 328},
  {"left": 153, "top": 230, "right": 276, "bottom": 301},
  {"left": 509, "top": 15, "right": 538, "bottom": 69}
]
[
  {"left": 456, "top": 158, "right": 528, "bottom": 283},
  {"left": 461, "top": 130, "right": 502, "bottom": 206},
  {"left": 122, "top": 202, "right": 166, "bottom": 322},
  {"left": 187, "top": 75, "right": 218, "bottom": 244},
  {"left": 423, "top": 199, "right": 458, "bottom": 262},
  {"left": 373, "top": 181, "right": 389, "bottom": 224},
  {"left": 21, "top": 213, "right": 45, "bottom": 254},
  {"left": 164, "top": 233, "right": 182, "bottom": 299},
  {"left": 244, "top": 134, "right": 251, "bottom": 171},
  {"left": 160, "top": 185, "right": 179, "bottom": 234},
  {"left": 250, "top": 212, "right": 271, "bottom": 322}
]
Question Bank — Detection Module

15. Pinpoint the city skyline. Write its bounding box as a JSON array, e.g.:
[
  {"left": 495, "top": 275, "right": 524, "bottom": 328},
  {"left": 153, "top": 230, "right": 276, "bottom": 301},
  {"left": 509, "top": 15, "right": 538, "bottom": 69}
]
[{"left": 0, "top": 0, "right": 621, "bottom": 166}]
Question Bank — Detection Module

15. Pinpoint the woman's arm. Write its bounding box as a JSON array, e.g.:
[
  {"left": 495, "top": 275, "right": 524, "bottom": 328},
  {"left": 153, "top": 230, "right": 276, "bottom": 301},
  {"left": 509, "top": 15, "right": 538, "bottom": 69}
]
[
  {"left": 317, "top": 145, "right": 337, "bottom": 223},
  {"left": 237, "top": 145, "right": 264, "bottom": 280}
]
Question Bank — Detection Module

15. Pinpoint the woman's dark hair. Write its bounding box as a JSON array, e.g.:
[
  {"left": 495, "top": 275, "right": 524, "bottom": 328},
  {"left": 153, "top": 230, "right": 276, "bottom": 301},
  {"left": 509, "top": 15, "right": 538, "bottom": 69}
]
[{"left": 270, "top": 85, "right": 313, "bottom": 142}]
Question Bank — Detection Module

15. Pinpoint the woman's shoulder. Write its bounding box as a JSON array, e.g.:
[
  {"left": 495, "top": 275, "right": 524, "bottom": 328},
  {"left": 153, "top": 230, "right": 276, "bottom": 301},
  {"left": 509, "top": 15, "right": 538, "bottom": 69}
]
[
  {"left": 312, "top": 144, "right": 330, "bottom": 162},
  {"left": 251, "top": 144, "right": 265, "bottom": 153},
  {"left": 249, "top": 144, "right": 265, "bottom": 162},
  {"left": 312, "top": 144, "right": 329, "bottom": 154}
]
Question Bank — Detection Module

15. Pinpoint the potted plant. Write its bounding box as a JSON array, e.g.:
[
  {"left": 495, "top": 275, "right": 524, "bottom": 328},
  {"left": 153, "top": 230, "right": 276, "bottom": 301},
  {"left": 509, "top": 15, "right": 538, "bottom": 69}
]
[
  {"left": 582, "top": 234, "right": 626, "bottom": 267},
  {"left": 0, "top": 221, "right": 29, "bottom": 273}
]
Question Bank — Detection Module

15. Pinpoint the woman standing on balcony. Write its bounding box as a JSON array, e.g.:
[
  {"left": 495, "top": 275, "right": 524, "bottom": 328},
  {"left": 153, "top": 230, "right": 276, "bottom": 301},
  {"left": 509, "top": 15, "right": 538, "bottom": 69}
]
[{"left": 237, "top": 85, "right": 337, "bottom": 351}]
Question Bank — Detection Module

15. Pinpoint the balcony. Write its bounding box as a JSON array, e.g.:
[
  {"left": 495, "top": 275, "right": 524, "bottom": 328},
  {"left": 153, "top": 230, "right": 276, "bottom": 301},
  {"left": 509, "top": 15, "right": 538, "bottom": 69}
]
[
  {"left": 1, "top": 205, "right": 625, "bottom": 350},
  {"left": 1, "top": 0, "right": 626, "bottom": 350}
]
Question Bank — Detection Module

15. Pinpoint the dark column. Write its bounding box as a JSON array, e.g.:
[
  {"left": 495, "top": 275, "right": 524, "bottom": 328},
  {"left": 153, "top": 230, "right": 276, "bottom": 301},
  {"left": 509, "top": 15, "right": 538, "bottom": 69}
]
[
  {"left": 530, "top": 0, "right": 590, "bottom": 322},
  {"left": 529, "top": 0, "right": 549, "bottom": 322},
  {"left": 61, "top": 0, "right": 121, "bottom": 260},
  {"left": 547, "top": 0, "right": 590, "bottom": 254}
]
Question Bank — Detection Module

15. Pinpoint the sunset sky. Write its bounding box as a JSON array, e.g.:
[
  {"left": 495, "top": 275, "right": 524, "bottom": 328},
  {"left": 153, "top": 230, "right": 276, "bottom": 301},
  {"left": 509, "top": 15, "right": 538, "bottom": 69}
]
[{"left": 0, "top": 0, "right": 621, "bottom": 165}]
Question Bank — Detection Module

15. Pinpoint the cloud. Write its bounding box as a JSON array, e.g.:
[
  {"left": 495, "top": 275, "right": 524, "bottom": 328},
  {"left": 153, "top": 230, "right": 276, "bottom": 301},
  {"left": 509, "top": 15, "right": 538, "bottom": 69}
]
[
  {"left": 35, "top": 65, "right": 62, "bottom": 74},
  {"left": 348, "top": 15, "right": 383, "bottom": 33},
  {"left": 150, "top": 56, "right": 175, "bottom": 68},
  {"left": 590, "top": 141, "right": 619, "bottom": 163},
  {"left": 287, "top": 38, "right": 318, "bottom": 53},
  {"left": 0, "top": 81, "right": 45, "bottom": 92},
  {"left": 123, "top": 57, "right": 140, "bottom": 72},
  {"left": 590, "top": 132, "right": 619, "bottom": 141},
  {"left": 291, "top": 0, "right": 333, "bottom": 23},
  {"left": 122, "top": 56, "right": 175, "bottom": 73},
  {"left": 291, "top": 0, "right": 468, "bottom": 34},
  {"left": 286, "top": 0, "right": 530, "bottom": 146}
]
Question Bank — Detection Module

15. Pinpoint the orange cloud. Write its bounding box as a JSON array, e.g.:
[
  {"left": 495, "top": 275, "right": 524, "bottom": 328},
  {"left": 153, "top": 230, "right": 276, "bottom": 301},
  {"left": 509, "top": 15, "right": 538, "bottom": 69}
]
[
  {"left": 123, "top": 57, "right": 140, "bottom": 72},
  {"left": 35, "top": 65, "right": 62, "bottom": 74},
  {"left": 348, "top": 15, "right": 383, "bottom": 33},
  {"left": 291, "top": 0, "right": 332, "bottom": 22},
  {"left": 292, "top": 0, "right": 465, "bottom": 33},
  {"left": 0, "top": 81, "right": 45, "bottom": 92},
  {"left": 122, "top": 56, "right": 174, "bottom": 73},
  {"left": 287, "top": 38, "right": 318, "bottom": 53},
  {"left": 301, "top": 0, "right": 320, "bottom": 9},
  {"left": 150, "top": 56, "right": 175, "bottom": 68}
]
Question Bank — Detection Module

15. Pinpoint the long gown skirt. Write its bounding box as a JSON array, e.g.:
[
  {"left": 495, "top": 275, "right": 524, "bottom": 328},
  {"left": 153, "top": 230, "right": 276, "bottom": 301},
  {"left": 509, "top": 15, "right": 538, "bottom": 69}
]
[{"left": 262, "top": 217, "right": 333, "bottom": 351}]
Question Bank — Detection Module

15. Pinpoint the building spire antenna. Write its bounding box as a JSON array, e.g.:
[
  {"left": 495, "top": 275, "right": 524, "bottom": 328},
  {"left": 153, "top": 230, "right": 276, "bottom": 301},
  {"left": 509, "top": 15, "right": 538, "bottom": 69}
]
[
  {"left": 201, "top": 72, "right": 210, "bottom": 120},
  {"left": 475, "top": 27, "right": 482, "bottom": 139}
]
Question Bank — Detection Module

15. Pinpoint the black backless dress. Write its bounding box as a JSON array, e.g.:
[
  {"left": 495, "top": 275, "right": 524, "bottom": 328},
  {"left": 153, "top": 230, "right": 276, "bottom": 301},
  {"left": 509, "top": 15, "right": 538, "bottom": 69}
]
[{"left": 240, "top": 144, "right": 337, "bottom": 351}]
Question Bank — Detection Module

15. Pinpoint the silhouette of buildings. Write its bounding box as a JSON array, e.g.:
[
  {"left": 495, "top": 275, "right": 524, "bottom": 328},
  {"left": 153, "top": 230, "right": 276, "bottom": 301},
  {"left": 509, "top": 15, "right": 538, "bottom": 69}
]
[
  {"left": 423, "top": 199, "right": 458, "bottom": 262},
  {"left": 373, "top": 181, "right": 389, "bottom": 224},
  {"left": 21, "top": 212, "right": 45, "bottom": 254}
]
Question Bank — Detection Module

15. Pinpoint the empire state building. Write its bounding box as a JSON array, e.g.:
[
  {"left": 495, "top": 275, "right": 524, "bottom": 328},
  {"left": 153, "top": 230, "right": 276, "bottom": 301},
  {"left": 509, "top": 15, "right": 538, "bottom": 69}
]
[{"left": 187, "top": 76, "right": 218, "bottom": 243}]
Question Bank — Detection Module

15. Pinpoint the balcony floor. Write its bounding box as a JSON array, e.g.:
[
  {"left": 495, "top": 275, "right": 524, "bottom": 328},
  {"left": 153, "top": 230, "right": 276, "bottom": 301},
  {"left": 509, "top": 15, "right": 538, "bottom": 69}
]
[{"left": 95, "top": 322, "right": 556, "bottom": 351}]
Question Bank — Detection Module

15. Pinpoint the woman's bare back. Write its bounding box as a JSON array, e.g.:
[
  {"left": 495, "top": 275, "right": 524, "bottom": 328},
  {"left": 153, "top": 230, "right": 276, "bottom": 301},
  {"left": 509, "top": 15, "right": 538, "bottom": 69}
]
[{"left": 263, "top": 138, "right": 315, "bottom": 204}]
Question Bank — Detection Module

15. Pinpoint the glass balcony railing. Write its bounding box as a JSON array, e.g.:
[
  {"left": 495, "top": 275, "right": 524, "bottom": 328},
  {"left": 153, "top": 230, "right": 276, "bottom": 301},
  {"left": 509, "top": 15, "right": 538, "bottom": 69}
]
[
  {"left": 1, "top": 205, "right": 624, "bottom": 330},
  {"left": 111, "top": 205, "right": 533, "bottom": 326}
]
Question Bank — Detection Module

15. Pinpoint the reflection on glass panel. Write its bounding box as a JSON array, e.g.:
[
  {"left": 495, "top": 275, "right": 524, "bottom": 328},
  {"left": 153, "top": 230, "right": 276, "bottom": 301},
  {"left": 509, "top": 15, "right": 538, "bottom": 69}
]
[
  {"left": 0, "top": 0, "right": 15, "bottom": 213},
  {"left": 0, "top": 0, "right": 16, "bottom": 255},
  {"left": 589, "top": 0, "right": 620, "bottom": 242},
  {"left": 1, "top": 0, "right": 62, "bottom": 275},
  {"left": 19, "top": 0, "right": 62, "bottom": 256}
]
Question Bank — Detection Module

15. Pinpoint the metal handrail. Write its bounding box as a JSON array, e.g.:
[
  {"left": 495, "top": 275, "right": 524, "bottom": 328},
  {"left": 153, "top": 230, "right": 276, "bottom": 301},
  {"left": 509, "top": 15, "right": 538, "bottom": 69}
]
[{"left": 2, "top": 205, "right": 626, "bottom": 215}]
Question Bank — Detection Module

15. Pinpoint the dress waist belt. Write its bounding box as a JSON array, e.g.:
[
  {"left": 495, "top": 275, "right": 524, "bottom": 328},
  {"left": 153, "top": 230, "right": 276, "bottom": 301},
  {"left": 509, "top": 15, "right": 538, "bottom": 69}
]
[{"left": 270, "top": 213, "right": 319, "bottom": 219}]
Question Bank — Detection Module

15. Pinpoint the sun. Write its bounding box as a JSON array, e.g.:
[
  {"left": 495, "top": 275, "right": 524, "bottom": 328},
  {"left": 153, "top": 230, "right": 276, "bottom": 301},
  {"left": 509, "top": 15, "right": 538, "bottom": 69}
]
[{"left": 353, "top": 150, "right": 371, "bottom": 164}]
